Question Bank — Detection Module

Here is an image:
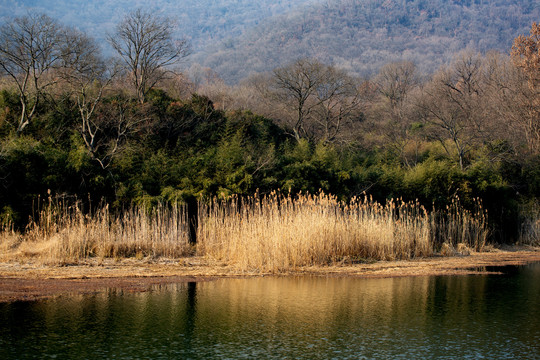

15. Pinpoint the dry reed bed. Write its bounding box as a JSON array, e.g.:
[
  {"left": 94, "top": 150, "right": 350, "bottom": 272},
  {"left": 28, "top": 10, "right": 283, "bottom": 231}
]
[
  {"left": 0, "top": 201, "right": 191, "bottom": 264},
  {"left": 197, "top": 193, "right": 487, "bottom": 271},
  {"left": 0, "top": 193, "right": 489, "bottom": 271},
  {"left": 520, "top": 202, "right": 540, "bottom": 246}
]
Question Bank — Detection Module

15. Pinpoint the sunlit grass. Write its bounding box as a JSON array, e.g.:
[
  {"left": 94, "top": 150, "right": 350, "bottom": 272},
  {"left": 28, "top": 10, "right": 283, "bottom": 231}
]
[
  {"left": 197, "top": 192, "right": 487, "bottom": 271},
  {"left": 0, "top": 192, "right": 489, "bottom": 271},
  {"left": 0, "top": 197, "right": 191, "bottom": 264}
]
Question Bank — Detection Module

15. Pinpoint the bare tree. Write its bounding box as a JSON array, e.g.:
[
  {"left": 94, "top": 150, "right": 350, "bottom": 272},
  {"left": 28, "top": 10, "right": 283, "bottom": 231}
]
[
  {"left": 311, "top": 66, "right": 362, "bottom": 144},
  {"left": 0, "top": 13, "right": 63, "bottom": 133},
  {"left": 417, "top": 52, "right": 486, "bottom": 169},
  {"left": 482, "top": 52, "right": 528, "bottom": 158},
  {"left": 376, "top": 61, "right": 418, "bottom": 112},
  {"left": 91, "top": 95, "right": 149, "bottom": 170},
  {"left": 59, "top": 29, "right": 123, "bottom": 169},
  {"left": 109, "top": 8, "right": 190, "bottom": 104},
  {"left": 264, "top": 58, "right": 362, "bottom": 143},
  {"left": 372, "top": 61, "right": 420, "bottom": 166},
  {"left": 268, "top": 58, "right": 325, "bottom": 141}
]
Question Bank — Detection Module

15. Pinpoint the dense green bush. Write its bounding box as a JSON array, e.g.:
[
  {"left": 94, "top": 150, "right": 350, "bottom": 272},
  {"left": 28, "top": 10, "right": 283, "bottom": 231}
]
[{"left": 0, "top": 86, "right": 538, "bottom": 242}]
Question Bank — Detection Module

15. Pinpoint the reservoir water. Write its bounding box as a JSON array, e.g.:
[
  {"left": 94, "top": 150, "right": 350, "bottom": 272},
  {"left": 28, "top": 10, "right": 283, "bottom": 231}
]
[{"left": 1, "top": 263, "right": 539, "bottom": 359}]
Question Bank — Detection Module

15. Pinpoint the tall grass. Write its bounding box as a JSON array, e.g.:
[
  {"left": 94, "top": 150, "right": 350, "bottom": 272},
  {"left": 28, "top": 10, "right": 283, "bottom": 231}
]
[
  {"left": 431, "top": 196, "right": 489, "bottom": 252},
  {"left": 197, "top": 192, "right": 487, "bottom": 271},
  {"left": 197, "top": 192, "right": 430, "bottom": 272},
  {"left": 519, "top": 201, "right": 540, "bottom": 246},
  {"left": 0, "top": 196, "right": 191, "bottom": 264},
  {"left": 0, "top": 192, "right": 489, "bottom": 271}
]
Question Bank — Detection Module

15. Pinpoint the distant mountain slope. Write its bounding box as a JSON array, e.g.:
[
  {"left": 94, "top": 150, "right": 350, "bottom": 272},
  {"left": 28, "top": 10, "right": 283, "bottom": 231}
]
[
  {"left": 2, "top": 0, "right": 538, "bottom": 84},
  {"left": 0, "top": 0, "right": 321, "bottom": 50},
  {"left": 196, "top": 0, "right": 539, "bottom": 83}
]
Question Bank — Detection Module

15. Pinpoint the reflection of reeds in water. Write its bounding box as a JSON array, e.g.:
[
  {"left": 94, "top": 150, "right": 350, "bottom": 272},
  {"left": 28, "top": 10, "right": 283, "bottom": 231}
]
[
  {"left": 0, "top": 192, "right": 489, "bottom": 270},
  {"left": 191, "top": 275, "right": 491, "bottom": 334},
  {"left": 192, "top": 276, "right": 435, "bottom": 331}
]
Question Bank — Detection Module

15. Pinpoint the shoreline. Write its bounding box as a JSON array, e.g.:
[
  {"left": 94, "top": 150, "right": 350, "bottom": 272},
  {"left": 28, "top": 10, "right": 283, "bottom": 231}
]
[{"left": 0, "top": 247, "right": 539, "bottom": 303}]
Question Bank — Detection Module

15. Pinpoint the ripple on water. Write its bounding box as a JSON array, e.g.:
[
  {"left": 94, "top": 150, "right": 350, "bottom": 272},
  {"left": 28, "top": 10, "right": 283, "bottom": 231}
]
[{"left": 0, "top": 263, "right": 539, "bottom": 359}]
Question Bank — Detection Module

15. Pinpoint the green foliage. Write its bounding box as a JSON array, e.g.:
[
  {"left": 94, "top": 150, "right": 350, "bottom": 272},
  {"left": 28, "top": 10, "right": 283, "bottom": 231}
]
[
  {"left": 0, "top": 206, "right": 17, "bottom": 228},
  {"left": 403, "top": 159, "right": 463, "bottom": 207},
  {"left": 522, "top": 156, "right": 540, "bottom": 198},
  {"left": 0, "top": 64, "right": 537, "bottom": 242},
  {"left": 0, "top": 90, "right": 19, "bottom": 135},
  {"left": 278, "top": 140, "right": 354, "bottom": 197},
  {"left": 67, "top": 133, "right": 92, "bottom": 172},
  {"left": 145, "top": 89, "right": 175, "bottom": 111}
]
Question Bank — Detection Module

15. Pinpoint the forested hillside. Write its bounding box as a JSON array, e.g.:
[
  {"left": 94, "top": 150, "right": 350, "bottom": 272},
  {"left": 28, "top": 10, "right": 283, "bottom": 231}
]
[
  {"left": 198, "top": 0, "right": 539, "bottom": 83},
  {"left": 2, "top": 1, "right": 537, "bottom": 83},
  {"left": 1, "top": 0, "right": 320, "bottom": 50}
]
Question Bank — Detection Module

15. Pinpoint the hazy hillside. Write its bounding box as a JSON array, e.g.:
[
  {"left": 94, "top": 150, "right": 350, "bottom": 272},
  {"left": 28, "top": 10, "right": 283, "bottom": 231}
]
[
  {"left": 1, "top": 0, "right": 538, "bottom": 84},
  {"left": 196, "top": 0, "right": 539, "bottom": 83},
  {"left": 0, "top": 0, "right": 321, "bottom": 50}
]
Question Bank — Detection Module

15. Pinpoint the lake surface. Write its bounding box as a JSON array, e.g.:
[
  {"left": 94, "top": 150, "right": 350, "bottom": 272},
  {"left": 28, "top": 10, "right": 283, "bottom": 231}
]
[{"left": 1, "top": 264, "right": 539, "bottom": 359}]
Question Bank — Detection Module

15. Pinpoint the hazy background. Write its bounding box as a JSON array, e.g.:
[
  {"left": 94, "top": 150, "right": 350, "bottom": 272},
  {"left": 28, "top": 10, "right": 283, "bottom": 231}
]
[{"left": 1, "top": 0, "right": 538, "bottom": 83}]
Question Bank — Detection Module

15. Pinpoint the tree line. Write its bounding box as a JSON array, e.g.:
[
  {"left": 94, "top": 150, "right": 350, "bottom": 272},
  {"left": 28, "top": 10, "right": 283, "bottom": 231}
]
[{"left": 0, "top": 11, "right": 539, "bottom": 242}]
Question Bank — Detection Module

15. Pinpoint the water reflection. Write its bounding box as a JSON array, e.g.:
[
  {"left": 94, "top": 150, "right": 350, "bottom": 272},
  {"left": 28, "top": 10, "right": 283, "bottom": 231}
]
[{"left": 1, "top": 264, "right": 539, "bottom": 359}]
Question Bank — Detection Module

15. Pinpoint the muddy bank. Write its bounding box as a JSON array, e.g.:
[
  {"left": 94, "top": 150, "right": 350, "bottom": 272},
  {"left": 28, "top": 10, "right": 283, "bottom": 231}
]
[{"left": 0, "top": 248, "right": 539, "bottom": 303}]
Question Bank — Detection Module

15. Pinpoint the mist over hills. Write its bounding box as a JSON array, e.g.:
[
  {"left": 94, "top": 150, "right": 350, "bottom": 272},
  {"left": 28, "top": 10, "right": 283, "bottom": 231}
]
[
  {"left": 0, "top": 0, "right": 320, "bottom": 50},
  {"left": 1, "top": 0, "right": 539, "bottom": 84},
  {"left": 197, "top": 0, "right": 540, "bottom": 83}
]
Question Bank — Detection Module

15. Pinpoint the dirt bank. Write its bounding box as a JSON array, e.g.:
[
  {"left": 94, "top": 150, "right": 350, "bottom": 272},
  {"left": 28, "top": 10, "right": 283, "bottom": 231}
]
[{"left": 0, "top": 247, "right": 539, "bottom": 303}]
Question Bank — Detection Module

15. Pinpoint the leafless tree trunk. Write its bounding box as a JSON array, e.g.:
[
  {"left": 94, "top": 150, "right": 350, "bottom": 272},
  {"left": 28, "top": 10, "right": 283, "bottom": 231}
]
[
  {"left": 269, "top": 58, "right": 325, "bottom": 141},
  {"left": 416, "top": 52, "right": 486, "bottom": 170},
  {"left": 264, "top": 58, "right": 362, "bottom": 143},
  {"left": 312, "top": 66, "right": 363, "bottom": 144},
  {"left": 88, "top": 95, "right": 147, "bottom": 170},
  {"left": 372, "top": 61, "right": 420, "bottom": 166}
]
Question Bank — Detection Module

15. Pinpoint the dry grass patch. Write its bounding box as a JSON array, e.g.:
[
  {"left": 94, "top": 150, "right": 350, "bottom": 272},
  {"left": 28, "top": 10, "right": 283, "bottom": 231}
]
[
  {"left": 0, "top": 199, "right": 191, "bottom": 264},
  {"left": 197, "top": 192, "right": 487, "bottom": 272},
  {"left": 0, "top": 192, "right": 489, "bottom": 272}
]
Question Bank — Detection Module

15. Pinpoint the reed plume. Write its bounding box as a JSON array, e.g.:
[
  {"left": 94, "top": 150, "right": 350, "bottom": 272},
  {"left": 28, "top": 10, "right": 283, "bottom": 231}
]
[{"left": 0, "top": 191, "right": 489, "bottom": 271}]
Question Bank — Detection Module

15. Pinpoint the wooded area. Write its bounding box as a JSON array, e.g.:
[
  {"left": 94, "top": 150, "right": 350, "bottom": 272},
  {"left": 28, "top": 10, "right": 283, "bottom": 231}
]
[
  {"left": 198, "top": 0, "right": 539, "bottom": 82},
  {"left": 0, "top": 11, "right": 538, "bottom": 244}
]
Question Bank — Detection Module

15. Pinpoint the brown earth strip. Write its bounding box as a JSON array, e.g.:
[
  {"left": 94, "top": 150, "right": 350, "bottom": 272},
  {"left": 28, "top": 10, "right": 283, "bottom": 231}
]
[{"left": 0, "top": 247, "right": 539, "bottom": 303}]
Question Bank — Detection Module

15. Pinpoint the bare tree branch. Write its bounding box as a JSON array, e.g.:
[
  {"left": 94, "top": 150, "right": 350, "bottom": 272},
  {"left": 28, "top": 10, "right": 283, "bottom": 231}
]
[
  {"left": 0, "top": 13, "right": 63, "bottom": 133},
  {"left": 264, "top": 58, "right": 362, "bottom": 143},
  {"left": 108, "top": 8, "right": 191, "bottom": 104}
]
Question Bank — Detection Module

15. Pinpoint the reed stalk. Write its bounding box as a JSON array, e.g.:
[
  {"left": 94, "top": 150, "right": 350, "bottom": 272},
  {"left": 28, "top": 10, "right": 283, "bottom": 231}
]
[
  {"left": 197, "top": 192, "right": 487, "bottom": 271},
  {"left": 0, "top": 192, "right": 490, "bottom": 271},
  {"left": 519, "top": 201, "right": 540, "bottom": 246},
  {"left": 0, "top": 197, "right": 191, "bottom": 264}
]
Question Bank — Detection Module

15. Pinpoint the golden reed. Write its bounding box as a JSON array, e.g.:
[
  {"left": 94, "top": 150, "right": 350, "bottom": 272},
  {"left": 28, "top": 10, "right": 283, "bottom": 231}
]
[
  {"left": 0, "top": 192, "right": 488, "bottom": 271},
  {"left": 197, "top": 192, "right": 487, "bottom": 271},
  {"left": 0, "top": 197, "right": 191, "bottom": 264}
]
